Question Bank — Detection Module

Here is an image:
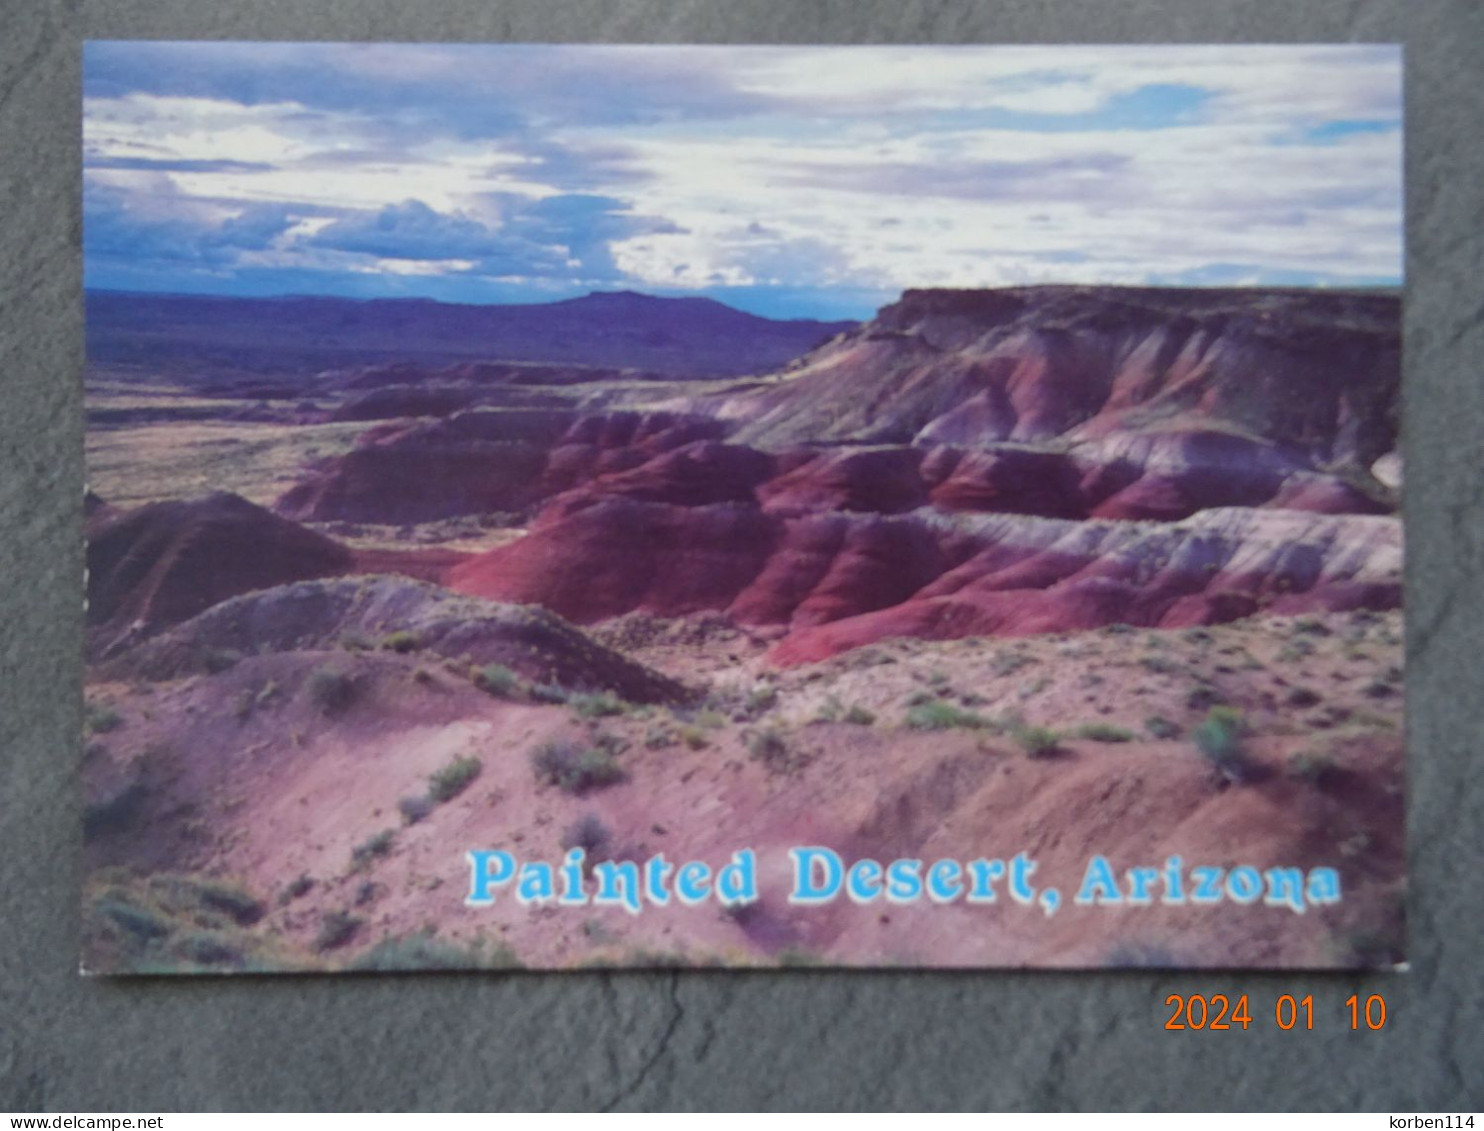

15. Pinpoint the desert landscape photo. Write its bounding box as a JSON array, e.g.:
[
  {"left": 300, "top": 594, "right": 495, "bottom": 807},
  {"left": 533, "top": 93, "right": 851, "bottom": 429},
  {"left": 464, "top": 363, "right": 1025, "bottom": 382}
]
[{"left": 80, "top": 43, "right": 1405, "bottom": 972}]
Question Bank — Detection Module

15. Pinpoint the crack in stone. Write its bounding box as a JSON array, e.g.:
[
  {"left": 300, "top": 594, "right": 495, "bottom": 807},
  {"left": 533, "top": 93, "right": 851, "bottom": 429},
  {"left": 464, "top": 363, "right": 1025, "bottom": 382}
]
[{"left": 600, "top": 972, "right": 684, "bottom": 1112}]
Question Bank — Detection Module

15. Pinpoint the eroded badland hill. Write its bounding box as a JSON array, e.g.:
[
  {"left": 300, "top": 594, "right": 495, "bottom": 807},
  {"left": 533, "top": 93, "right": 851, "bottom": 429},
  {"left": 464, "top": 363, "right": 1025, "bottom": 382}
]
[{"left": 82, "top": 286, "right": 1404, "bottom": 972}]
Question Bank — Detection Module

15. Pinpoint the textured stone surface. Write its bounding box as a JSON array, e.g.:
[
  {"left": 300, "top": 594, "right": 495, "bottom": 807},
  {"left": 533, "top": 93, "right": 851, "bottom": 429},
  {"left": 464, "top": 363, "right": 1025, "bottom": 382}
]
[{"left": 1, "top": 0, "right": 1480, "bottom": 1111}]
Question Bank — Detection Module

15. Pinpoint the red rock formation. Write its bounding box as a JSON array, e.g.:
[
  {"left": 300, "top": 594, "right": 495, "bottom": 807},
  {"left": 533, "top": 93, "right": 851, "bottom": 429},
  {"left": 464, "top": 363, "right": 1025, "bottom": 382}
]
[
  {"left": 87, "top": 492, "right": 354, "bottom": 654},
  {"left": 711, "top": 286, "right": 1398, "bottom": 471},
  {"left": 447, "top": 498, "right": 1401, "bottom": 662}
]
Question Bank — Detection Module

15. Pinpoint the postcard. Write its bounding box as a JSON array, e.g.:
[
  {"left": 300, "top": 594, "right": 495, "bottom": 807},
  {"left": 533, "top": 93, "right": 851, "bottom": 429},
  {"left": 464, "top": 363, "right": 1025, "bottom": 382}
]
[{"left": 81, "top": 42, "right": 1404, "bottom": 972}]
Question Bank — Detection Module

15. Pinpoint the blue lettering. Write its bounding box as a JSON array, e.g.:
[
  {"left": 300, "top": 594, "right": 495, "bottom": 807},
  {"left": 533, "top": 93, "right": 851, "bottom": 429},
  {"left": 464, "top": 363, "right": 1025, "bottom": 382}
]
[
  {"left": 927, "top": 859, "right": 963, "bottom": 903},
  {"left": 790, "top": 847, "right": 843, "bottom": 905},
  {"left": 886, "top": 859, "right": 923, "bottom": 903},
  {"left": 465, "top": 850, "right": 515, "bottom": 906},
  {"left": 1075, "top": 855, "right": 1122, "bottom": 905}
]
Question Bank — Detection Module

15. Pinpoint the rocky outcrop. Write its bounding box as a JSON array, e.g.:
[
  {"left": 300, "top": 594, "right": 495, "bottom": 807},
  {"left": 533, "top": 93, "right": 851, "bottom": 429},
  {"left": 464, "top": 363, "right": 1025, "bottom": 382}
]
[
  {"left": 99, "top": 575, "right": 690, "bottom": 703},
  {"left": 274, "top": 409, "right": 729, "bottom": 524},
  {"left": 710, "top": 286, "right": 1399, "bottom": 472},
  {"left": 87, "top": 492, "right": 354, "bottom": 656},
  {"left": 447, "top": 497, "right": 1401, "bottom": 661}
]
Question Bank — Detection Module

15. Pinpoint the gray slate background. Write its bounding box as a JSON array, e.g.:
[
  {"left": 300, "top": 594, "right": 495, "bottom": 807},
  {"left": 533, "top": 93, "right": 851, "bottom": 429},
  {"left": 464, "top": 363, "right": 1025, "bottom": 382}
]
[{"left": 2, "top": 0, "right": 1479, "bottom": 1111}]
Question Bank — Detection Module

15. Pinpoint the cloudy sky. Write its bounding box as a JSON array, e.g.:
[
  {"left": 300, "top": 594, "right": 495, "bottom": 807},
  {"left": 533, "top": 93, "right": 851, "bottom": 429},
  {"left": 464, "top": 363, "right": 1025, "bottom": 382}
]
[{"left": 83, "top": 42, "right": 1402, "bottom": 320}]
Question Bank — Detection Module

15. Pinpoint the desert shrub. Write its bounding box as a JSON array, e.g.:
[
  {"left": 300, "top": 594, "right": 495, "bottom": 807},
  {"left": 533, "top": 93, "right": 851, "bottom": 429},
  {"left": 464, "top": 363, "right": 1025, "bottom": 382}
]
[
  {"left": 905, "top": 701, "right": 988, "bottom": 731},
  {"left": 904, "top": 689, "right": 936, "bottom": 707},
  {"left": 695, "top": 709, "right": 727, "bottom": 729},
  {"left": 350, "top": 932, "right": 521, "bottom": 971},
  {"left": 203, "top": 648, "right": 242, "bottom": 673},
  {"left": 678, "top": 725, "right": 709, "bottom": 750},
  {"left": 992, "top": 652, "right": 1034, "bottom": 677},
  {"left": 745, "top": 684, "right": 778, "bottom": 714},
  {"left": 1287, "top": 748, "right": 1335, "bottom": 785},
  {"left": 570, "top": 691, "right": 628, "bottom": 719},
  {"left": 85, "top": 703, "right": 124, "bottom": 735},
  {"left": 1286, "top": 687, "right": 1322, "bottom": 708},
  {"left": 1102, "top": 622, "right": 1136, "bottom": 636},
  {"left": 810, "top": 696, "right": 843, "bottom": 724},
  {"left": 280, "top": 874, "right": 314, "bottom": 903},
  {"left": 1362, "top": 679, "right": 1395, "bottom": 700},
  {"left": 350, "top": 829, "right": 396, "bottom": 871},
  {"left": 1293, "top": 617, "right": 1331, "bottom": 636},
  {"left": 307, "top": 666, "right": 358, "bottom": 715},
  {"left": 379, "top": 630, "right": 421, "bottom": 653},
  {"left": 1140, "top": 655, "right": 1180, "bottom": 675},
  {"left": 561, "top": 812, "right": 613, "bottom": 859},
  {"left": 472, "top": 663, "right": 520, "bottom": 697},
  {"left": 529, "top": 681, "right": 569, "bottom": 704},
  {"left": 1277, "top": 640, "right": 1315, "bottom": 662},
  {"left": 1012, "top": 724, "right": 1061, "bottom": 758},
  {"left": 1184, "top": 684, "right": 1223, "bottom": 711},
  {"left": 530, "top": 740, "right": 624, "bottom": 793},
  {"left": 746, "top": 726, "right": 791, "bottom": 771},
  {"left": 1144, "top": 715, "right": 1181, "bottom": 740},
  {"left": 94, "top": 895, "right": 172, "bottom": 943},
  {"left": 314, "top": 910, "right": 363, "bottom": 953},
  {"left": 427, "top": 755, "right": 482, "bottom": 803},
  {"left": 843, "top": 705, "right": 876, "bottom": 726},
  {"left": 398, "top": 794, "right": 435, "bottom": 824},
  {"left": 232, "top": 689, "right": 256, "bottom": 722},
  {"left": 1192, "top": 706, "right": 1248, "bottom": 778},
  {"left": 191, "top": 880, "right": 265, "bottom": 925},
  {"left": 354, "top": 880, "right": 381, "bottom": 906},
  {"left": 175, "top": 931, "right": 245, "bottom": 967},
  {"left": 1074, "top": 722, "right": 1134, "bottom": 743},
  {"left": 643, "top": 722, "right": 677, "bottom": 749}
]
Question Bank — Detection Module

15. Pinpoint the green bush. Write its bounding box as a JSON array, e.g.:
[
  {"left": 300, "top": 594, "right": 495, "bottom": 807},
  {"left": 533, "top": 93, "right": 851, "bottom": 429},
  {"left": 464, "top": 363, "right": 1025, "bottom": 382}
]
[
  {"left": 843, "top": 705, "right": 876, "bottom": 726},
  {"left": 203, "top": 648, "right": 242, "bottom": 674},
  {"left": 350, "top": 829, "right": 395, "bottom": 871},
  {"left": 570, "top": 691, "right": 628, "bottom": 719},
  {"left": 398, "top": 794, "right": 435, "bottom": 824},
  {"left": 349, "top": 931, "right": 521, "bottom": 971},
  {"left": 1287, "top": 749, "right": 1335, "bottom": 784},
  {"left": 1144, "top": 715, "right": 1181, "bottom": 740},
  {"left": 528, "top": 682, "right": 569, "bottom": 704},
  {"left": 1074, "top": 722, "right": 1134, "bottom": 743},
  {"left": 379, "top": 630, "right": 421, "bottom": 654},
  {"left": 280, "top": 874, "right": 314, "bottom": 903},
  {"left": 427, "top": 755, "right": 482, "bottom": 803},
  {"left": 905, "top": 701, "right": 988, "bottom": 731},
  {"left": 1192, "top": 706, "right": 1247, "bottom": 777},
  {"left": 745, "top": 684, "right": 778, "bottom": 714},
  {"left": 472, "top": 663, "right": 520, "bottom": 697},
  {"left": 85, "top": 703, "right": 124, "bottom": 735},
  {"left": 1012, "top": 724, "right": 1061, "bottom": 758},
  {"left": 746, "top": 726, "right": 790, "bottom": 770},
  {"left": 531, "top": 741, "right": 624, "bottom": 793},
  {"left": 307, "top": 666, "right": 358, "bottom": 715},
  {"left": 561, "top": 812, "right": 613, "bottom": 859},
  {"left": 644, "top": 723, "right": 677, "bottom": 749},
  {"left": 314, "top": 910, "right": 362, "bottom": 953}
]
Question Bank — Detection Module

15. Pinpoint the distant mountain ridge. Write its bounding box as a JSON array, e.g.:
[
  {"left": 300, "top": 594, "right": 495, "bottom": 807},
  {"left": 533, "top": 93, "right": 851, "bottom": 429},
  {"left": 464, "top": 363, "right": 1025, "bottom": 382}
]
[{"left": 85, "top": 289, "right": 857, "bottom": 380}]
